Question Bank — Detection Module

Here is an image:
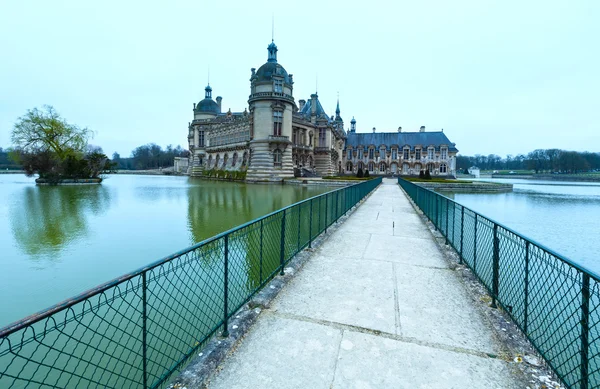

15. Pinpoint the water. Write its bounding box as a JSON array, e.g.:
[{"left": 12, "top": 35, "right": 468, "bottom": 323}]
[
  {"left": 441, "top": 178, "right": 600, "bottom": 273},
  {"left": 0, "top": 174, "right": 332, "bottom": 328}
]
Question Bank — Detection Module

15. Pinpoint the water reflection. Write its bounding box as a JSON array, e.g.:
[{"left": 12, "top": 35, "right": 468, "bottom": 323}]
[{"left": 10, "top": 185, "right": 111, "bottom": 257}]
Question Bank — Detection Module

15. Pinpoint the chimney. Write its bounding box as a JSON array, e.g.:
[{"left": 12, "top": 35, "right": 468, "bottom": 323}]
[
  {"left": 216, "top": 96, "right": 222, "bottom": 113},
  {"left": 372, "top": 127, "right": 376, "bottom": 133},
  {"left": 398, "top": 126, "right": 402, "bottom": 133},
  {"left": 310, "top": 94, "right": 317, "bottom": 115},
  {"left": 299, "top": 99, "right": 306, "bottom": 111},
  {"left": 420, "top": 126, "right": 426, "bottom": 132},
  {"left": 193, "top": 103, "right": 196, "bottom": 110}
]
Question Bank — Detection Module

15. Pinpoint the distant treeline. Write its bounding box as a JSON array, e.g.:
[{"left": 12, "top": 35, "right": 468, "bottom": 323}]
[
  {"left": 112, "top": 144, "right": 188, "bottom": 170},
  {"left": 0, "top": 147, "right": 21, "bottom": 170},
  {"left": 457, "top": 149, "right": 600, "bottom": 173},
  {"left": 1, "top": 144, "right": 189, "bottom": 171}
]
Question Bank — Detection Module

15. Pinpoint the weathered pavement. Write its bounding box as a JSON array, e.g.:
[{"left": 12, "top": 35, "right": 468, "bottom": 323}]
[{"left": 206, "top": 179, "right": 525, "bottom": 388}]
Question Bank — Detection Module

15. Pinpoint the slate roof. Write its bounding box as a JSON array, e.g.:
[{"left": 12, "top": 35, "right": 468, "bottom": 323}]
[
  {"left": 345, "top": 131, "right": 458, "bottom": 152},
  {"left": 195, "top": 98, "right": 219, "bottom": 114},
  {"left": 255, "top": 62, "right": 291, "bottom": 84},
  {"left": 298, "top": 96, "right": 331, "bottom": 122}
]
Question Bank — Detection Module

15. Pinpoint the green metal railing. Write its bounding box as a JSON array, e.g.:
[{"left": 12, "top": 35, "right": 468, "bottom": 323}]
[
  {"left": 0, "top": 177, "right": 382, "bottom": 389},
  {"left": 398, "top": 178, "right": 600, "bottom": 389}
]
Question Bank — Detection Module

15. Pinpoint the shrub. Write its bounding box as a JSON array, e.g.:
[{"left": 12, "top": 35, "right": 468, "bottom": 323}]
[
  {"left": 356, "top": 168, "right": 364, "bottom": 178},
  {"left": 425, "top": 169, "right": 432, "bottom": 179},
  {"left": 364, "top": 170, "right": 370, "bottom": 177},
  {"left": 419, "top": 170, "right": 425, "bottom": 179}
]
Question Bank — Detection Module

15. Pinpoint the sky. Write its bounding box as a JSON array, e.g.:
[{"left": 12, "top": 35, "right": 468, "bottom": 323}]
[{"left": 0, "top": 0, "right": 598, "bottom": 157}]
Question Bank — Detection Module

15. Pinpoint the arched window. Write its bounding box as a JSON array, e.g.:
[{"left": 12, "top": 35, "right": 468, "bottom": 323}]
[
  {"left": 379, "top": 162, "right": 386, "bottom": 172},
  {"left": 242, "top": 152, "right": 248, "bottom": 166},
  {"left": 357, "top": 162, "right": 364, "bottom": 170},
  {"left": 208, "top": 155, "right": 213, "bottom": 168},
  {"left": 440, "top": 163, "right": 448, "bottom": 173},
  {"left": 273, "top": 149, "right": 282, "bottom": 168},
  {"left": 222, "top": 154, "right": 228, "bottom": 168},
  {"left": 232, "top": 153, "right": 238, "bottom": 167},
  {"left": 346, "top": 161, "right": 353, "bottom": 171},
  {"left": 402, "top": 163, "right": 410, "bottom": 174},
  {"left": 368, "top": 162, "right": 375, "bottom": 172},
  {"left": 414, "top": 163, "right": 422, "bottom": 172},
  {"left": 215, "top": 155, "right": 220, "bottom": 168}
]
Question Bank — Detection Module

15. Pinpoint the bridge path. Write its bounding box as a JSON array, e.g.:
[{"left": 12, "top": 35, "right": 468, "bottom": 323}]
[{"left": 206, "top": 178, "right": 524, "bottom": 388}]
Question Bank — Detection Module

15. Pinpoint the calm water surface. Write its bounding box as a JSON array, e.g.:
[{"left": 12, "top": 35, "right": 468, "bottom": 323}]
[
  {"left": 0, "top": 174, "right": 332, "bottom": 327},
  {"left": 443, "top": 178, "right": 600, "bottom": 272}
]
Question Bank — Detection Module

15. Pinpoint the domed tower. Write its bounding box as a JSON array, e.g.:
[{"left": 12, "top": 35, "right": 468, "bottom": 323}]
[
  {"left": 188, "top": 84, "right": 221, "bottom": 176},
  {"left": 246, "top": 41, "right": 295, "bottom": 182}
]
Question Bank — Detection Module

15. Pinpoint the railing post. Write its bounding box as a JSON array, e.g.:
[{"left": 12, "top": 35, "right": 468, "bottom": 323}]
[
  {"left": 260, "top": 219, "right": 264, "bottom": 283},
  {"left": 459, "top": 207, "right": 464, "bottom": 264},
  {"left": 280, "top": 210, "right": 286, "bottom": 276},
  {"left": 309, "top": 199, "right": 313, "bottom": 248},
  {"left": 523, "top": 241, "right": 529, "bottom": 333},
  {"left": 142, "top": 272, "right": 148, "bottom": 389},
  {"left": 297, "top": 205, "right": 301, "bottom": 253},
  {"left": 318, "top": 196, "right": 322, "bottom": 234},
  {"left": 452, "top": 201, "right": 456, "bottom": 246},
  {"left": 325, "top": 194, "right": 329, "bottom": 233},
  {"left": 581, "top": 273, "right": 590, "bottom": 389},
  {"left": 222, "top": 234, "right": 230, "bottom": 337},
  {"left": 491, "top": 224, "right": 499, "bottom": 309},
  {"left": 434, "top": 196, "right": 438, "bottom": 231},
  {"left": 335, "top": 190, "right": 339, "bottom": 222},
  {"left": 473, "top": 214, "right": 478, "bottom": 271},
  {"left": 445, "top": 198, "right": 449, "bottom": 245}
]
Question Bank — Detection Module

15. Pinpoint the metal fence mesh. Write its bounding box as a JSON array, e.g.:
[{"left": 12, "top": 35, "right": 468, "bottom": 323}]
[
  {"left": 0, "top": 177, "right": 382, "bottom": 389},
  {"left": 398, "top": 177, "right": 600, "bottom": 389}
]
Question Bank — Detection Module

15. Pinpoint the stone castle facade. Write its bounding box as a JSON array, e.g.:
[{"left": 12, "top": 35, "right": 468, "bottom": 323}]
[{"left": 187, "top": 41, "right": 458, "bottom": 181}]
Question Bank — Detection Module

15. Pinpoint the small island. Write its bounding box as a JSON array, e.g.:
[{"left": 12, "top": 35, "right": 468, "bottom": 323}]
[{"left": 10, "top": 105, "right": 113, "bottom": 185}]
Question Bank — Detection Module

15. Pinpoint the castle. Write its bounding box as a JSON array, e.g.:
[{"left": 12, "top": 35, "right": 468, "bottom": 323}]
[{"left": 187, "top": 41, "right": 458, "bottom": 181}]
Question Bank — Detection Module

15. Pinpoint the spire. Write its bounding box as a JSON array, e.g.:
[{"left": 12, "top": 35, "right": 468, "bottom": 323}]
[
  {"left": 205, "top": 84, "right": 212, "bottom": 99},
  {"left": 335, "top": 94, "right": 342, "bottom": 122}
]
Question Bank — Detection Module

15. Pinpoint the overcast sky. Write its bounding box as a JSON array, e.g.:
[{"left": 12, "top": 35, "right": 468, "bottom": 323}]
[{"left": 1, "top": 0, "right": 598, "bottom": 157}]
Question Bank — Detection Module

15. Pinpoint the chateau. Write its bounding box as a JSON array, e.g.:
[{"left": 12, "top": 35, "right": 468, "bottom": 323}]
[{"left": 187, "top": 41, "right": 458, "bottom": 181}]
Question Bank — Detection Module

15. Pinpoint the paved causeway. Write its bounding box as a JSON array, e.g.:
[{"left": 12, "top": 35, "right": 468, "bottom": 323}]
[{"left": 207, "top": 179, "right": 523, "bottom": 388}]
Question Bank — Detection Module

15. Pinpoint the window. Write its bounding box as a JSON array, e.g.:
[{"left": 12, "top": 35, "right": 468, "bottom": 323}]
[
  {"left": 222, "top": 154, "right": 228, "bottom": 168},
  {"left": 346, "top": 148, "right": 352, "bottom": 159},
  {"left": 415, "top": 149, "right": 421, "bottom": 160},
  {"left": 274, "top": 79, "right": 283, "bottom": 93},
  {"left": 403, "top": 148, "right": 409, "bottom": 160},
  {"left": 198, "top": 131, "right": 205, "bottom": 147},
  {"left": 368, "top": 162, "right": 374, "bottom": 172},
  {"left": 427, "top": 163, "right": 435, "bottom": 173},
  {"left": 292, "top": 131, "right": 297, "bottom": 145},
  {"left": 319, "top": 128, "right": 326, "bottom": 146},
  {"left": 428, "top": 148, "right": 434, "bottom": 160},
  {"left": 208, "top": 155, "right": 213, "bottom": 167},
  {"left": 440, "top": 163, "right": 447, "bottom": 173},
  {"left": 441, "top": 147, "right": 448, "bottom": 160},
  {"left": 242, "top": 152, "right": 248, "bottom": 166},
  {"left": 368, "top": 148, "right": 374, "bottom": 159},
  {"left": 273, "top": 111, "right": 283, "bottom": 136},
  {"left": 379, "top": 162, "right": 386, "bottom": 172},
  {"left": 346, "top": 162, "right": 353, "bottom": 171},
  {"left": 215, "top": 154, "right": 220, "bottom": 168},
  {"left": 273, "top": 149, "right": 282, "bottom": 168},
  {"left": 199, "top": 156, "right": 203, "bottom": 165},
  {"left": 392, "top": 149, "right": 397, "bottom": 160},
  {"left": 379, "top": 147, "right": 386, "bottom": 159},
  {"left": 232, "top": 153, "right": 238, "bottom": 167}
]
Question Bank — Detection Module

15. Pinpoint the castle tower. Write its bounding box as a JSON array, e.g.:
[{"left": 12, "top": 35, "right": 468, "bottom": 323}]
[
  {"left": 189, "top": 84, "right": 220, "bottom": 175},
  {"left": 246, "top": 41, "right": 295, "bottom": 182}
]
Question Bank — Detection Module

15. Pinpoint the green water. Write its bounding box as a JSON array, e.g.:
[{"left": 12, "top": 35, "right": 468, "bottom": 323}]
[{"left": 0, "top": 174, "right": 332, "bottom": 328}]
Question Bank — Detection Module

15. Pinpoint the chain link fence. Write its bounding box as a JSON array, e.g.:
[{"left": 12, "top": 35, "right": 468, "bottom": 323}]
[
  {"left": 398, "top": 177, "right": 599, "bottom": 389},
  {"left": 0, "top": 177, "right": 382, "bottom": 389}
]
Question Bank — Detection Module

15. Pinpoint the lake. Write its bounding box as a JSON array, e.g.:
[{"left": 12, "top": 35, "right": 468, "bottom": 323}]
[
  {"left": 442, "top": 178, "right": 600, "bottom": 273},
  {"left": 0, "top": 174, "right": 332, "bottom": 327}
]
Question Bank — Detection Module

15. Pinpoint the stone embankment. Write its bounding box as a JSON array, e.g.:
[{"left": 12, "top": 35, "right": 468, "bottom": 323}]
[
  {"left": 171, "top": 179, "right": 559, "bottom": 389},
  {"left": 416, "top": 181, "right": 513, "bottom": 193}
]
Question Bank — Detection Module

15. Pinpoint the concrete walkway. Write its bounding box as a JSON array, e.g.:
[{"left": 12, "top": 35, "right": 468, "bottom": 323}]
[{"left": 207, "top": 179, "right": 524, "bottom": 388}]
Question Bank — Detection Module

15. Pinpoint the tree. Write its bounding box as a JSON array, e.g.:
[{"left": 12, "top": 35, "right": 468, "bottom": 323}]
[
  {"left": 11, "top": 105, "right": 92, "bottom": 160},
  {"left": 425, "top": 169, "right": 432, "bottom": 179},
  {"left": 356, "top": 167, "right": 364, "bottom": 178}
]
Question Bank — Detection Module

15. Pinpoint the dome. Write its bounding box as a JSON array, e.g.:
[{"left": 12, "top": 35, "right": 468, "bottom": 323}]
[
  {"left": 195, "top": 98, "right": 219, "bottom": 113},
  {"left": 351, "top": 117, "right": 356, "bottom": 124},
  {"left": 255, "top": 62, "right": 290, "bottom": 83}
]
